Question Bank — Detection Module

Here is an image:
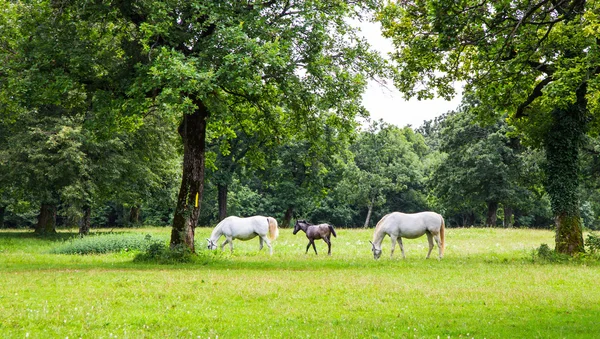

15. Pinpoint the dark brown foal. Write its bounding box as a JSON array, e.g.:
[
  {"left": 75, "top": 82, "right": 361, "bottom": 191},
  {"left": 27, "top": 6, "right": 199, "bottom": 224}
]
[{"left": 293, "top": 219, "right": 337, "bottom": 255}]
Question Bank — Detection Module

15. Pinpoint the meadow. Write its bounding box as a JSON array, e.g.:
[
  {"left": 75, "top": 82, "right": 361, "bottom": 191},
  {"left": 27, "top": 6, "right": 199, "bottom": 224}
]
[{"left": 1, "top": 227, "right": 599, "bottom": 338}]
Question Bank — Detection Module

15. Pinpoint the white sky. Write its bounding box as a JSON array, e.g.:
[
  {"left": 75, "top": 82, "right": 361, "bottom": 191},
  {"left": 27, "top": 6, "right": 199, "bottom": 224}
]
[{"left": 359, "top": 21, "right": 463, "bottom": 128}]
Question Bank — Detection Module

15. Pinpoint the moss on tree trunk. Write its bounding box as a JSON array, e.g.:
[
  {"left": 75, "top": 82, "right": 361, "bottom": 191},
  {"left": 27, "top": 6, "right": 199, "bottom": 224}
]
[
  {"left": 543, "top": 89, "right": 587, "bottom": 255},
  {"left": 171, "top": 100, "right": 208, "bottom": 252}
]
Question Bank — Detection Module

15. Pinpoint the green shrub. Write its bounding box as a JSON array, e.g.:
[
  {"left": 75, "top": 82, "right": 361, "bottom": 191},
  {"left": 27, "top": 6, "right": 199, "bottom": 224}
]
[
  {"left": 50, "top": 233, "right": 165, "bottom": 255},
  {"left": 133, "top": 243, "right": 196, "bottom": 264},
  {"left": 532, "top": 243, "right": 570, "bottom": 263},
  {"left": 585, "top": 233, "right": 600, "bottom": 254}
]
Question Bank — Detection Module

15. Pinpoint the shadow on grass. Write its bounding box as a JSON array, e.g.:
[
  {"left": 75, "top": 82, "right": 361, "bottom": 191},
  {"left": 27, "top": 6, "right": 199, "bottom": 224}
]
[{"left": 0, "top": 230, "right": 76, "bottom": 242}]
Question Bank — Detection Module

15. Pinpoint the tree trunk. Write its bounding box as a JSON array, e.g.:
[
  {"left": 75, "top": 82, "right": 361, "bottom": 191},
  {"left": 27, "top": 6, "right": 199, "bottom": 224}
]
[
  {"left": 503, "top": 206, "right": 513, "bottom": 228},
  {"left": 35, "top": 203, "right": 57, "bottom": 234},
  {"left": 79, "top": 205, "right": 91, "bottom": 236},
  {"left": 543, "top": 96, "right": 587, "bottom": 255},
  {"left": 555, "top": 213, "right": 583, "bottom": 255},
  {"left": 364, "top": 199, "right": 374, "bottom": 228},
  {"left": 0, "top": 205, "right": 5, "bottom": 228},
  {"left": 218, "top": 184, "right": 228, "bottom": 221},
  {"left": 129, "top": 205, "right": 141, "bottom": 225},
  {"left": 283, "top": 206, "right": 294, "bottom": 227},
  {"left": 467, "top": 212, "right": 475, "bottom": 227},
  {"left": 170, "top": 100, "right": 208, "bottom": 252},
  {"left": 485, "top": 201, "right": 498, "bottom": 227}
]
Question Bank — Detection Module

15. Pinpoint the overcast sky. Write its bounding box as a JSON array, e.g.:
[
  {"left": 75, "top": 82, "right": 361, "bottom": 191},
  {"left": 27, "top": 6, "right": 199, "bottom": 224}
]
[{"left": 359, "top": 21, "right": 463, "bottom": 129}]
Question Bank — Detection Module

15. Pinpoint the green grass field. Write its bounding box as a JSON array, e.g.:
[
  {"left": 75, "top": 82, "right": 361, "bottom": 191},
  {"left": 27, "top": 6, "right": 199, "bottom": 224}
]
[{"left": 1, "top": 227, "right": 599, "bottom": 338}]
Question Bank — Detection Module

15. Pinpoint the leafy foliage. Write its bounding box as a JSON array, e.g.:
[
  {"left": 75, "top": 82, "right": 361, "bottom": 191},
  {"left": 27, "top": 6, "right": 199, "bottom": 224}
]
[{"left": 50, "top": 233, "right": 165, "bottom": 255}]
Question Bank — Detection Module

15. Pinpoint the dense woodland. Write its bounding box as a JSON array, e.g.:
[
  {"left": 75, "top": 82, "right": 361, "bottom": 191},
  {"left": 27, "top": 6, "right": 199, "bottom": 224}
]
[{"left": 2, "top": 1, "right": 600, "bottom": 254}]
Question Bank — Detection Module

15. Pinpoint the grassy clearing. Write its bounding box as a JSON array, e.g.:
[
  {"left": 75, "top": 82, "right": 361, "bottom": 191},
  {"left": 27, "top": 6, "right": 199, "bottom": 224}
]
[{"left": 1, "top": 227, "right": 599, "bottom": 338}]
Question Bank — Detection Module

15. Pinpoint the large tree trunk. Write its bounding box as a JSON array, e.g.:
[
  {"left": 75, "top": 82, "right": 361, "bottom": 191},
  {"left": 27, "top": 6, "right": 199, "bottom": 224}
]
[
  {"left": 283, "top": 206, "right": 294, "bottom": 227},
  {"left": 485, "top": 201, "right": 498, "bottom": 227},
  {"left": 129, "top": 205, "right": 141, "bottom": 225},
  {"left": 364, "top": 199, "right": 374, "bottom": 228},
  {"left": 544, "top": 96, "right": 587, "bottom": 255},
  {"left": 503, "top": 205, "right": 513, "bottom": 228},
  {"left": 170, "top": 100, "right": 208, "bottom": 252},
  {"left": 218, "top": 184, "right": 227, "bottom": 221},
  {"left": 35, "top": 203, "right": 57, "bottom": 234},
  {"left": 79, "top": 205, "right": 91, "bottom": 236}
]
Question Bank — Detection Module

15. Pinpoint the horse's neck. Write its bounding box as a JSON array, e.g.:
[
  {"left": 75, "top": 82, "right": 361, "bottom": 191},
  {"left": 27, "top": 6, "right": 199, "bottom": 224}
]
[
  {"left": 301, "top": 223, "right": 314, "bottom": 233},
  {"left": 209, "top": 225, "right": 223, "bottom": 242},
  {"left": 372, "top": 227, "right": 386, "bottom": 249}
]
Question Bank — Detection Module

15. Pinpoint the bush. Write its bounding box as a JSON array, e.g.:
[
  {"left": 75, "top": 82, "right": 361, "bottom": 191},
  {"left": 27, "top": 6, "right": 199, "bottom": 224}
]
[
  {"left": 532, "top": 243, "right": 570, "bottom": 263},
  {"left": 585, "top": 233, "right": 600, "bottom": 254},
  {"left": 51, "top": 233, "right": 165, "bottom": 255},
  {"left": 133, "top": 243, "right": 196, "bottom": 264}
]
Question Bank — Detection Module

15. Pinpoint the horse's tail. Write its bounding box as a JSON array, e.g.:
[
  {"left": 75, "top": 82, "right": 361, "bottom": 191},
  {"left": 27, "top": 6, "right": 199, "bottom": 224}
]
[
  {"left": 329, "top": 224, "right": 337, "bottom": 238},
  {"left": 267, "top": 217, "right": 279, "bottom": 240},
  {"left": 439, "top": 214, "right": 446, "bottom": 256}
]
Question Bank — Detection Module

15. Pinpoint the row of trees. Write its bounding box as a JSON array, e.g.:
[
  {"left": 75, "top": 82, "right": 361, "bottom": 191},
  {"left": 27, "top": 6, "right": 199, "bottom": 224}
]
[
  {"left": 6, "top": 99, "right": 600, "bottom": 230},
  {"left": 2, "top": 1, "right": 600, "bottom": 255}
]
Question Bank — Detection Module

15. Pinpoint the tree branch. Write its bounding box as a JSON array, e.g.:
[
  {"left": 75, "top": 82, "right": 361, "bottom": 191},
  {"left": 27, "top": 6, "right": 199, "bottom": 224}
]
[{"left": 515, "top": 76, "right": 553, "bottom": 118}]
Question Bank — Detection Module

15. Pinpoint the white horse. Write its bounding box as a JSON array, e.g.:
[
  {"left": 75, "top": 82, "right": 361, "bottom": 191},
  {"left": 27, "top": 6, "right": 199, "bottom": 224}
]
[
  {"left": 370, "top": 211, "right": 445, "bottom": 260},
  {"left": 207, "top": 216, "right": 279, "bottom": 254}
]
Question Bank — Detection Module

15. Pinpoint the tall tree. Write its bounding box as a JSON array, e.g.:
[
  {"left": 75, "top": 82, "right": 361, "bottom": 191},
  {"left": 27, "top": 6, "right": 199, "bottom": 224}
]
[
  {"left": 379, "top": 0, "right": 599, "bottom": 254},
  {"left": 112, "top": 1, "right": 384, "bottom": 250}
]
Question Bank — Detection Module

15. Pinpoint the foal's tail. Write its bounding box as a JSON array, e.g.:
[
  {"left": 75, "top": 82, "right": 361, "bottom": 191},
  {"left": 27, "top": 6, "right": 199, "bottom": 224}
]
[
  {"left": 440, "top": 215, "right": 446, "bottom": 256},
  {"left": 329, "top": 224, "right": 337, "bottom": 238},
  {"left": 267, "top": 217, "right": 279, "bottom": 240}
]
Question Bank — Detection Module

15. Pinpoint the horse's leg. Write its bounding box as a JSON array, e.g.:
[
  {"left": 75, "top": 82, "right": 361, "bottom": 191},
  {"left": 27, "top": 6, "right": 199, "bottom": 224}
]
[
  {"left": 260, "top": 235, "right": 273, "bottom": 255},
  {"left": 305, "top": 241, "right": 311, "bottom": 254},
  {"left": 390, "top": 236, "right": 397, "bottom": 258},
  {"left": 220, "top": 238, "right": 229, "bottom": 251},
  {"left": 324, "top": 236, "right": 331, "bottom": 255},
  {"left": 259, "top": 237, "right": 264, "bottom": 251},
  {"left": 311, "top": 239, "right": 318, "bottom": 255},
  {"left": 398, "top": 237, "right": 406, "bottom": 259},
  {"left": 426, "top": 232, "right": 434, "bottom": 259},
  {"left": 433, "top": 233, "right": 443, "bottom": 259},
  {"left": 228, "top": 236, "right": 234, "bottom": 253}
]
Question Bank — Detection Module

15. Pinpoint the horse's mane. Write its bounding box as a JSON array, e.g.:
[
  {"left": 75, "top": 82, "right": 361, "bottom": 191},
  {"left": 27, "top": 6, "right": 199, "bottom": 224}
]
[
  {"left": 372, "top": 213, "right": 391, "bottom": 241},
  {"left": 210, "top": 217, "right": 229, "bottom": 238}
]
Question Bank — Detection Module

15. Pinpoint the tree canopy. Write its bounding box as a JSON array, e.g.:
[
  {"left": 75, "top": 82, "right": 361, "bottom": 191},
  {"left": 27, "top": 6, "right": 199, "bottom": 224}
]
[{"left": 378, "top": 0, "right": 600, "bottom": 254}]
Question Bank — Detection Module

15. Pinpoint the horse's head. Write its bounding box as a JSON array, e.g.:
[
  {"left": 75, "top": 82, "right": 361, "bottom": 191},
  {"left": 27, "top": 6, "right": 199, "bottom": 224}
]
[
  {"left": 370, "top": 240, "right": 382, "bottom": 260},
  {"left": 207, "top": 238, "right": 217, "bottom": 250},
  {"left": 292, "top": 220, "right": 305, "bottom": 235}
]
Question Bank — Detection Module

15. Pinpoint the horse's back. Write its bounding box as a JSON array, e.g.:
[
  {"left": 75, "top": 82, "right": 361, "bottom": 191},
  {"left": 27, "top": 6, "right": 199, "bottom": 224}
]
[
  {"left": 220, "top": 215, "right": 270, "bottom": 239},
  {"left": 306, "top": 224, "right": 332, "bottom": 239},
  {"left": 383, "top": 211, "right": 443, "bottom": 238}
]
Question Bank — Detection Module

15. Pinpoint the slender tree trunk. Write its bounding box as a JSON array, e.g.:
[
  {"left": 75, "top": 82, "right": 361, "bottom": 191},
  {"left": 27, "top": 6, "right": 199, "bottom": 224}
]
[
  {"left": 485, "top": 201, "right": 498, "bottom": 227},
  {"left": 79, "top": 205, "right": 91, "bottom": 236},
  {"left": 503, "top": 206, "right": 513, "bottom": 228},
  {"left": 129, "top": 205, "right": 141, "bottom": 225},
  {"left": 0, "top": 205, "right": 5, "bottom": 228},
  {"left": 35, "top": 203, "right": 57, "bottom": 234},
  {"left": 467, "top": 212, "right": 475, "bottom": 227},
  {"left": 544, "top": 94, "right": 587, "bottom": 255},
  {"left": 170, "top": 100, "right": 208, "bottom": 252},
  {"left": 218, "top": 184, "right": 228, "bottom": 221},
  {"left": 283, "top": 206, "right": 294, "bottom": 227},
  {"left": 364, "top": 199, "right": 374, "bottom": 228}
]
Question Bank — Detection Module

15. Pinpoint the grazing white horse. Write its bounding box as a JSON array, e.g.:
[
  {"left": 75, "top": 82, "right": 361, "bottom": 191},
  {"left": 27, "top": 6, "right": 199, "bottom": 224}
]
[
  {"left": 370, "top": 211, "right": 445, "bottom": 260},
  {"left": 207, "top": 216, "right": 279, "bottom": 254}
]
